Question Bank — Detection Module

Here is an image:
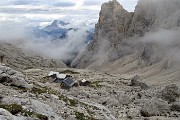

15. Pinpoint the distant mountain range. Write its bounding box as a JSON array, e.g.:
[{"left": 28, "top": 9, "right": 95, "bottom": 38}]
[{"left": 31, "top": 20, "right": 94, "bottom": 42}]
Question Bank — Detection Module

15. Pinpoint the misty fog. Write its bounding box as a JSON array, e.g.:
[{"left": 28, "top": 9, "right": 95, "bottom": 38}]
[
  {"left": 0, "top": 21, "right": 93, "bottom": 63},
  {"left": 141, "top": 29, "right": 180, "bottom": 68}
]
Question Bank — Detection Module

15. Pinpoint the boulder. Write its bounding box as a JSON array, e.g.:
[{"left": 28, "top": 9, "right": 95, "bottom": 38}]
[
  {"left": 170, "top": 111, "right": 180, "bottom": 118},
  {"left": 0, "top": 108, "right": 14, "bottom": 120},
  {"left": 0, "top": 65, "right": 32, "bottom": 89},
  {"left": 140, "top": 98, "right": 170, "bottom": 117},
  {"left": 118, "top": 94, "right": 132, "bottom": 105},
  {"left": 161, "top": 84, "right": 180, "bottom": 103},
  {"left": 10, "top": 76, "right": 32, "bottom": 89},
  {"left": 130, "top": 75, "right": 149, "bottom": 90},
  {"left": 28, "top": 99, "right": 63, "bottom": 120},
  {"left": 127, "top": 107, "right": 141, "bottom": 119},
  {"left": 171, "top": 101, "right": 180, "bottom": 112}
]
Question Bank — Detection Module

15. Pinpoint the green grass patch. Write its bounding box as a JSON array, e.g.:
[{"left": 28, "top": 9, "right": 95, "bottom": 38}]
[
  {"left": 31, "top": 86, "right": 58, "bottom": 95},
  {"left": 24, "top": 65, "right": 33, "bottom": 70},
  {"left": 89, "top": 81, "right": 103, "bottom": 89},
  {"left": 11, "top": 85, "right": 28, "bottom": 93},
  {"left": 60, "top": 69, "right": 79, "bottom": 74},
  {"left": 35, "top": 113, "right": 48, "bottom": 120},
  {"left": 75, "top": 111, "right": 97, "bottom": 120},
  {"left": 59, "top": 95, "right": 78, "bottom": 107},
  {"left": 0, "top": 104, "right": 23, "bottom": 115},
  {"left": 40, "top": 76, "right": 50, "bottom": 83},
  {"left": 23, "top": 110, "right": 48, "bottom": 120},
  {"left": 0, "top": 103, "right": 48, "bottom": 120},
  {"left": 79, "top": 101, "right": 100, "bottom": 118}
]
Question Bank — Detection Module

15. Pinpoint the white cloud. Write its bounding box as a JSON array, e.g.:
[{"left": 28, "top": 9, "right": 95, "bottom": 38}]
[
  {"left": 71, "top": 0, "right": 84, "bottom": 9},
  {"left": 119, "top": 0, "right": 138, "bottom": 12},
  {"left": 0, "top": 0, "right": 138, "bottom": 26}
]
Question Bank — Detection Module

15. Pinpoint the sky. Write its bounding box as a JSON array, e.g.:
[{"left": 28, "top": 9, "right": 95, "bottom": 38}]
[{"left": 0, "top": 0, "right": 138, "bottom": 26}]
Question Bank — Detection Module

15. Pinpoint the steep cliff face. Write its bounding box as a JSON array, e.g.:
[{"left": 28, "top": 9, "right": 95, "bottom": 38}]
[
  {"left": 97, "top": 0, "right": 133, "bottom": 39},
  {"left": 129, "top": 0, "right": 180, "bottom": 36},
  {"left": 72, "top": 0, "right": 180, "bottom": 69}
]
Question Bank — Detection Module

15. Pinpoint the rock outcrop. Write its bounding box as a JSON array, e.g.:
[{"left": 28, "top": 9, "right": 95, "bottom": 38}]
[
  {"left": 130, "top": 75, "right": 149, "bottom": 90},
  {"left": 0, "top": 65, "right": 32, "bottom": 89},
  {"left": 171, "top": 101, "right": 180, "bottom": 112},
  {"left": 140, "top": 98, "right": 170, "bottom": 117},
  {"left": 160, "top": 84, "right": 180, "bottom": 103},
  {"left": 72, "top": 0, "right": 180, "bottom": 70}
]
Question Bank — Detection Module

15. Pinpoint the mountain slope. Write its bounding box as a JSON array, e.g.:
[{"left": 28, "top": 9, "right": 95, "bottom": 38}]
[{"left": 0, "top": 42, "right": 66, "bottom": 70}]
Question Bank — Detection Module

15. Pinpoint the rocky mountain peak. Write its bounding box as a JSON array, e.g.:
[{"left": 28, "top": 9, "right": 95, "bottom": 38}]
[
  {"left": 94, "top": 0, "right": 133, "bottom": 45},
  {"left": 51, "top": 20, "right": 58, "bottom": 27},
  {"left": 71, "top": 0, "right": 134, "bottom": 68},
  {"left": 99, "top": 0, "right": 128, "bottom": 26}
]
